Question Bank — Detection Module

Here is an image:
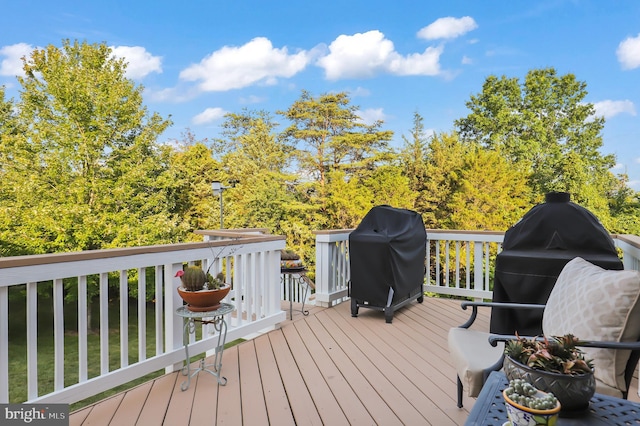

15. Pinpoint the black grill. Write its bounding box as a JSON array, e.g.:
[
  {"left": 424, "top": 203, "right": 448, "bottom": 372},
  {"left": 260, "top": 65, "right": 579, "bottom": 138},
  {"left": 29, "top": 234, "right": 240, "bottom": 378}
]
[
  {"left": 490, "top": 192, "right": 622, "bottom": 335},
  {"left": 348, "top": 205, "right": 426, "bottom": 323}
]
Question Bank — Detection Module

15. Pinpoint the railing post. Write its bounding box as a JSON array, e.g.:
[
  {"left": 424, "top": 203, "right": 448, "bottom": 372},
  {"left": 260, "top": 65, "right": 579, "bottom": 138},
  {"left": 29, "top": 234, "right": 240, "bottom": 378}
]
[
  {"left": 165, "top": 262, "right": 184, "bottom": 373},
  {"left": 315, "top": 234, "right": 332, "bottom": 308},
  {"left": 314, "top": 231, "right": 351, "bottom": 307}
]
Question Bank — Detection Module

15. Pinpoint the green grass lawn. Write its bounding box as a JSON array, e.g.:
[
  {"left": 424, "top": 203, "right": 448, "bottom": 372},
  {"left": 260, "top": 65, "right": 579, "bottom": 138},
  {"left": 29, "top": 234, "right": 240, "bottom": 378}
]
[{"left": 7, "top": 291, "right": 246, "bottom": 412}]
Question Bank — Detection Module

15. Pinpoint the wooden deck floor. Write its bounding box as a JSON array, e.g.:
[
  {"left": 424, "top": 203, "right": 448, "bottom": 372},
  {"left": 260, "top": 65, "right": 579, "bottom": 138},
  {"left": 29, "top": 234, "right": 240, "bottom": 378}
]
[{"left": 69, "top": 297, "right": 640, "bottom": 425}]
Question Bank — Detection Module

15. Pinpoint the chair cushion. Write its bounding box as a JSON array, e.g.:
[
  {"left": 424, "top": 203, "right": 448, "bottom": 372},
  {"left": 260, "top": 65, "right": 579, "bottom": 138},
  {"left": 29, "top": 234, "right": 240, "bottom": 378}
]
[
  {"left": 447, "top": 327, "right": 505, "bottom": 397},
  {"left": 542, "top": 257, "right": 640, "bottom": 394}
]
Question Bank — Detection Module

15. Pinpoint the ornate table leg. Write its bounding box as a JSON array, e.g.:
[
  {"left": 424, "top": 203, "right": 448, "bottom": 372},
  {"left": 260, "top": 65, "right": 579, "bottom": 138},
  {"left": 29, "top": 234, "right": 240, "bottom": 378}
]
[{"left": 181, "top": 318, "right": 196, "bottom": 391}]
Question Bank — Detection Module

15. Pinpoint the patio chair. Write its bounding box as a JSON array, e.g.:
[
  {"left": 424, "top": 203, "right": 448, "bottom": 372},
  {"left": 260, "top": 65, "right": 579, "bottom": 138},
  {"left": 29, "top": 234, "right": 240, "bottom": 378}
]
[{"left": 448, "top": 256, "right": 640, "bottom": 408}]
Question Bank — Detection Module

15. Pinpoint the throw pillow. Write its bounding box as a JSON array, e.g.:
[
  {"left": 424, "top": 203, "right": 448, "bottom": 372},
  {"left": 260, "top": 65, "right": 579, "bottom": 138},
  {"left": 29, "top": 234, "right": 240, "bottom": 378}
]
[{"left": 542, "top": 257, "right": 640, "bottom": 394}]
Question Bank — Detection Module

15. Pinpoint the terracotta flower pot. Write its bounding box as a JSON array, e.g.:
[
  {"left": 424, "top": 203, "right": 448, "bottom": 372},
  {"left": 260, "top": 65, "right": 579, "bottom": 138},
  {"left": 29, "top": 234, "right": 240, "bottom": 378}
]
[{"left": 177, "top": 285, "right": 231, "bottom": 312}]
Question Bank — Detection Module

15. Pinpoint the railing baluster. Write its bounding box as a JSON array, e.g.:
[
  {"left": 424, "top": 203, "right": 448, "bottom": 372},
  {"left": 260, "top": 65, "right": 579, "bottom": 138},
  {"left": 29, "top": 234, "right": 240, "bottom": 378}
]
[
  {"left": 154, "top": 265, "right": 163, "bottom": 357},
  {"left": 78, "top": 275, "right": 88, "bottom": 382},
  {"left": 27, "top": 281, "right": 38, "bottom": 399},
  {"left": 0, "top": 286, "right": 7, "bottom": 403},
  {"left": 138, "top": 267, "right": 147, "bottom": 362},
  {"left": 54, "top": 278, "right": 64, "bottom": 390},
  {"left": 120, "top": 270, "right": 128, "bottom": 368},
  {"left": 99, "top": 272, "right": 109, "bottom": 375}
]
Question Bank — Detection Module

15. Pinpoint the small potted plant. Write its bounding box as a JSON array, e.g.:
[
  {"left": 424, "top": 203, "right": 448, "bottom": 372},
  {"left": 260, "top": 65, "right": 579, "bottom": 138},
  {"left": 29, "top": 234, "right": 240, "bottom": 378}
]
[
  {"left": 176, "top": 266, "right": 230, "bottom": 312},
  {"left": 280, "top": 249, "right": 304, "bottom": 270},
  {"left": 504, "top": 334, "right": 595, "bottom": 413},
  {"left": 503, "top": 378, "right": 560, "bottom": 426}
]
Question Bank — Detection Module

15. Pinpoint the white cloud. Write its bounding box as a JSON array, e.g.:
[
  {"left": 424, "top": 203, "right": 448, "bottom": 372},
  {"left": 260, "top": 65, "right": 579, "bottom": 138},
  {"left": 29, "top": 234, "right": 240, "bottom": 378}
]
[
  {"left": 145, "top": 85, "right": 200, "bottom": 103},
  {"left": 317, "top": 30, "right": 442, "bottom": 80},
  {"left": 417, "top": 17, "right": 478, "bottom": 40},
  {"left": 239, "top": 95, "right": 265, "bottom": 104},
  {"left": 0, "top": 43, "right": 33, "bottom": 77},
  {"left": 461, "top": 55, "right": 473, "bottom": 65},
  {"left": 636, "top": 157, "right": 640, "bottom": 164},
  {"left": 180, "top": 37, "right": 310, "bottom": 91},
  {"left": 356, "top": 108, "right": 386, "bottom": 125},
  {"left": 612, "top": 163, "right": 625, "bottom": 170},
  {"left": 192, "top": 107, "right": 227, "bottom": 125},
  {"left": 110, "top": 46, "right": 162, "bottom": 79},
  {"left": 351, "top": 86, "right": 371, "bottom": 97},
  {"left": 593, "top": 100, "right": 636, "bottom": 119},
  {"left": 388, "top": 46, "right": 443, "bottom": 76},
  {"left": 617, "top": 33, "right": 640, "bottom": 70}
]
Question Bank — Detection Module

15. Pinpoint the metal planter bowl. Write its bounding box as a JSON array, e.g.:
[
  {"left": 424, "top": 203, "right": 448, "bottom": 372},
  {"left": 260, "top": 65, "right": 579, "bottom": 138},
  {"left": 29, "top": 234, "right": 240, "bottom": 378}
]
[{"left": 504, "top": 355, "right": 595, "bottom": 414}]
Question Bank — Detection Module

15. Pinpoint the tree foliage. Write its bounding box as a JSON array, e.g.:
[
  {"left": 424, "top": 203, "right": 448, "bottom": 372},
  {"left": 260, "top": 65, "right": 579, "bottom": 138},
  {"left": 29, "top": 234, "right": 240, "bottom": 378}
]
[
  {"left": 417, "top": 132, "right": 531, "bottom": 230},
  {"left": 399, "top": 111, "right": 431, "bottom": 214},
  {"left": 454, "top": 67, "right": 634, "bottom": 231},
  {"left": 454, "top": 68, "right": 617, "bottom": 205},
  {"left": 2, "top": 46, "right": 638, "bottom": 267},
  {"left": 279, "top": 90, "right": 393, "bottom": 186},
  {"left": 0, "top": 40, "right": 176, "bottom": 255}
]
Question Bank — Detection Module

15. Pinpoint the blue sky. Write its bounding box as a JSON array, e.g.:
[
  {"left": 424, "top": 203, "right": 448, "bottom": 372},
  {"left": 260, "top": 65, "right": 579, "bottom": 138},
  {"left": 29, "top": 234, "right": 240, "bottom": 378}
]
[{"left": 2, "top": 1, "right": 640, "bottom": 189}]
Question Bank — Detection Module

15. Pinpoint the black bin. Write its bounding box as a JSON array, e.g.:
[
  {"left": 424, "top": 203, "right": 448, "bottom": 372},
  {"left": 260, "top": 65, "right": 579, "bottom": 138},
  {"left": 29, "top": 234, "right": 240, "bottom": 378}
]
[
  {"left": 490, "top": 192, "right": 622, "bottom": 335},
  {"left": 349, "top": 205, "right": 426, "bottom": 323}
]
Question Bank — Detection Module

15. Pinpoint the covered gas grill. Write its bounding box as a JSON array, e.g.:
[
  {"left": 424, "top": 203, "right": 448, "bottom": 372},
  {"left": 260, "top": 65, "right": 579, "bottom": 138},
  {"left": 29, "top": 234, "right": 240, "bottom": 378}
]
[
  {"left": 490, "top": 192, "right": 623, "bottom": 335},
  {"left": 349, "top": 205, "right": 426, "bottom": 323}
]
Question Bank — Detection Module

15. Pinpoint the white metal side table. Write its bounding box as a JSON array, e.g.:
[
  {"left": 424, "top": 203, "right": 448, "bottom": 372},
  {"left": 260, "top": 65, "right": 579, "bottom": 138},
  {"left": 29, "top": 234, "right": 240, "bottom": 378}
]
[{"left": 176, "top": 302, "right": 234, "bottom": 391}]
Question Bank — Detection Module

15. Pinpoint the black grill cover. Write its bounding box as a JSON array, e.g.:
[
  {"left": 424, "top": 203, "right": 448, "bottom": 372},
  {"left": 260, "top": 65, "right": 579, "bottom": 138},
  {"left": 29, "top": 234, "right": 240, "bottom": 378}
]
[
  {"left": 490, "top": 192, "right": 622, "bottom": 335},
  {"left": 349, "top": 205, "right": 426, "bottom": 308}
]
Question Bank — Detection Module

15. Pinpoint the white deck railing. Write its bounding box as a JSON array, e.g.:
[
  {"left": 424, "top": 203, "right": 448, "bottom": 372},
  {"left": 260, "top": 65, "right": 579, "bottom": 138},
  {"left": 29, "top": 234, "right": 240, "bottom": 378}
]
[
  {"left": 0, "top": 234, "right": 286, "bottom": 404},
  {"left": 314, "top": 230, "right": 640, "bottom": 304},
  {"left": 3, "top": 229, "right": 640, "bottom": 405}
]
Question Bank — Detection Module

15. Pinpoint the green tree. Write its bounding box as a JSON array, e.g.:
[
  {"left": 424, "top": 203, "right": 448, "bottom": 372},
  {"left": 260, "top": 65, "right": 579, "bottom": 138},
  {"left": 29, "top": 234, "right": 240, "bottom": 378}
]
[
  {"left": 279, "top": 90, "right": 393, "bottom": 187},
  {"left": 447, "top": 147, "right": 532, "bottom": 230},
  {"left": 0, "top": 40, "right": 175, "bottom": 255},
  {"left": 279, "top": 90, "right": 395, "bottom": 230},
  {"left": 211, "top": 109, "right": 317, "bottom": 259},
  {"left": 420, "top": 132, "right": 469, "bottom": 228},
  {"left": 399, "top": 111, "right": 430, "bottom": 213},
  {"left": 419, "top": 132, "right": 531, "bottom": 231},
  {"left": 168, "top": 131, "right": 220, "bottom": 236},
  {"left": 454, "top": 68, "right": 619, "bottom": 212}
]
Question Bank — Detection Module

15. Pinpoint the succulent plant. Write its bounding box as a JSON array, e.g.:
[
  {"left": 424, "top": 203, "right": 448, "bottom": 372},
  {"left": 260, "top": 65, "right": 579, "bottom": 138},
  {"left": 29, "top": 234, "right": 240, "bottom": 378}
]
[
  {"left": 176, "top": 266, "right": 207, "bottom": 291},
  {"left": 504, "top": 379, "right": 559, "bottom": 410},
  {"left": 505, "top": 334, "right": 593, "bottom": 375},
  {"left": 206, "top": 272, "right": 226, "bottom": 290}
]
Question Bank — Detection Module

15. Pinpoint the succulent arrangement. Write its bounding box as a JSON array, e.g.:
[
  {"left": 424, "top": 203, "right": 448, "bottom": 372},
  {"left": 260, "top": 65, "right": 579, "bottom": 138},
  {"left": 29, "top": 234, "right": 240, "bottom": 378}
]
[
  {"left": 504, "top": 334, "right": 593, "bottom": 375},
  {"left": 504, "top": 379, "right": 559, "bottom": 410},
  {"left": 280, "top": 249, "right": 304, "bottom": 269}
]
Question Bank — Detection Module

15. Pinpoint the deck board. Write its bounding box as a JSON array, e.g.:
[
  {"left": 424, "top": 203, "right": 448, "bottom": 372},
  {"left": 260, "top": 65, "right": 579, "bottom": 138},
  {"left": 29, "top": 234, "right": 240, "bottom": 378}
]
[
  {"left": 69, "top": 297, "right": 640, "bottom": 425},
  {"left": 253, "top": 333, "right": 296, "bottom": 426},
  {"left": 237, "top": 342, "right": 269, "bottom": 426},
  {"left": 296, "top": 313, "right": 399, "bottom": 425},
  {"left": 280, "top": 320, "right": 351, "bottom": 425}
]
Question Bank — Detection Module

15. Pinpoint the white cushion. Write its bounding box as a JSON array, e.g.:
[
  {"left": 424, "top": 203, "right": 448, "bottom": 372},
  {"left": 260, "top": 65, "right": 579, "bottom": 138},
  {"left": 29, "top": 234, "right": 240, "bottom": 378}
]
[
  {"left": 447, "top": 327, "right": 504, "bottom": 397},
  {"left": 542, "top": 257, "right": 640, "bottom": 394}
]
